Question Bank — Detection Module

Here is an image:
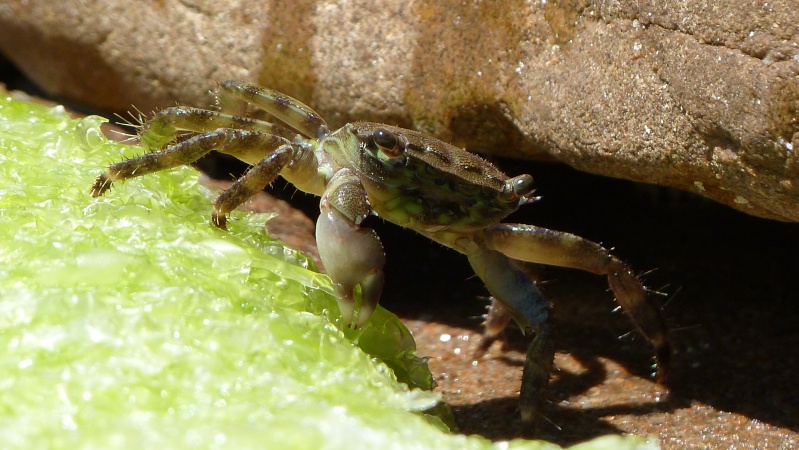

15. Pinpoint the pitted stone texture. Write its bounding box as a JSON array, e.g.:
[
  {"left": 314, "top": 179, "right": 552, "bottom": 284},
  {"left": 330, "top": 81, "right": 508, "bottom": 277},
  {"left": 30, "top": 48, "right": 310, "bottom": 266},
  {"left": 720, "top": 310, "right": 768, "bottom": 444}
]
[{"left": 1, "top": 0, "right": 797, "bottom": 220}]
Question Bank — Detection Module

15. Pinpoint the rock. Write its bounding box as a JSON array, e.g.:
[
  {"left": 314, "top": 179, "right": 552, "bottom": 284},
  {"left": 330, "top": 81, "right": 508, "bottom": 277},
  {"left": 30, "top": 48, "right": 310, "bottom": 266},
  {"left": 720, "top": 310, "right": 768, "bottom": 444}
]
[{"left": 1, "top": 0, "right": 797, "bottom": 220}]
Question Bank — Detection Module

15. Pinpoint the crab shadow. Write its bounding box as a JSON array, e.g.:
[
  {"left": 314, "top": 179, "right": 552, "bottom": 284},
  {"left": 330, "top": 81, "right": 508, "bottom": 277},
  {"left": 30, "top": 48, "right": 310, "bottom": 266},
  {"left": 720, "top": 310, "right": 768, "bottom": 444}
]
[
  {"left": 452, "top": 396, "right": 673, "bottom": 445},
  {"left": 436, "top": 312, "right": 683, "bottom": 443}
]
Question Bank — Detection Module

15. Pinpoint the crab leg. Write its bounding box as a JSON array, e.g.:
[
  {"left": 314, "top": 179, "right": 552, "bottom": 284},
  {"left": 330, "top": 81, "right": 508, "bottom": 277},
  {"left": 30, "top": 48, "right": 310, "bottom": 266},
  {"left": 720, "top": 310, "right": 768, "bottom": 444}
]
[
  {"left": 315, "top": 169, "right": 386, "bottom": 328},
  {"left": 211, "top": 144, "right": 294, "bottom": 229},
  {"left": 467, "top": 245, "right": 550, "bottom": 332},
  {"left": 474, "top": 298, "right": 513, "bottom": 358},
  {"left": 466, "top": 244, "right": 554, "bottom": 425},
  {"left": 484, "top": 223, "right": 671, "bottom": 381},
  {"left": 139, "top": 107, "right": 297, "bottom": 150},
  {"left": 91, "top": 129, "right": 294, "bottom": 197},
  {"left": 217, "top": 80, "right": 331, "bottom": 139}
]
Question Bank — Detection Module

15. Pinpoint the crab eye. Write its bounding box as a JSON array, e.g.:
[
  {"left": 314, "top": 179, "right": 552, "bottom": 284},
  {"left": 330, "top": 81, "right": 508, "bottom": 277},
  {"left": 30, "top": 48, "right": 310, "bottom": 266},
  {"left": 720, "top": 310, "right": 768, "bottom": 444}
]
[
  {"left": 372, "top": 128, "right": 402, "bottom": 156},
  {"left": 512, "top": 174, "right": 534, "bottom": 196},
  {"left": 502, "top": 174, "right": 535, "bottom": 201}
]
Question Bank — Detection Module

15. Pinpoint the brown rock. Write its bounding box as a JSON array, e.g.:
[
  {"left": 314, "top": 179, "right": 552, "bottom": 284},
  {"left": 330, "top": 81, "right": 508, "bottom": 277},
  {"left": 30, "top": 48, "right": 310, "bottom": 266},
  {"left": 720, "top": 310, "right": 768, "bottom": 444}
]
[{"left": 0, "top": 0, "right": 797, "bottom": 220}]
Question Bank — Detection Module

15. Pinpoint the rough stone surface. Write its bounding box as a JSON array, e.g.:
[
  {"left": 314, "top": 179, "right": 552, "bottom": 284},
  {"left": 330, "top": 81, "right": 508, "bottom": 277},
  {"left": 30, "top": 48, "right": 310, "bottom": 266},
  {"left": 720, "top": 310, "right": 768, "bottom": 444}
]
[{"left": 1, "top": 0, "right": 797, "bottom": 222}]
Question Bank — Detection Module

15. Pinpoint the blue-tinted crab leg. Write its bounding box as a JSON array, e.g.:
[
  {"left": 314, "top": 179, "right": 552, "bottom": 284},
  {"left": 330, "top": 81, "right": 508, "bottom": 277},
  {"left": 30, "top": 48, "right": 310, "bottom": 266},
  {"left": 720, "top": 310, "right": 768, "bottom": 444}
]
[
  {"left": 466, "top": 245, "right": 554, "bottom": 426},
  {"left": 90, "top": 129, "right": 292, "bottom": 197},
  {"left": 217, "top": 80, "right": 331, "bottom": 139},
  {"left": 467, "top": 246, "right": 550, "bottom": 332},
  {"left": 139, "top": 107, "right": 297, "bottom": 150},
  {"left": 315, "top": 169, "right": 386, "bottom": 327},
  {"left": 485, "top": 223, "right": 671, "bottom": 382}
]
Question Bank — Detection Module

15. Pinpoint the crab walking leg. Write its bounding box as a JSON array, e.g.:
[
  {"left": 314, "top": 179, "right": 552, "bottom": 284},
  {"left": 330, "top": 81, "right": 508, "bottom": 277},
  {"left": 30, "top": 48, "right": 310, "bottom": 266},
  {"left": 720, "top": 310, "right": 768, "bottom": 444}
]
[
  {"left": 217, "top": 80, "right": 331, "bottom": 139},
  {"left": 485, "top": 223, "right": 671, "bottom": 381},
  {"left": 473, "top": 298, "right": 513, "bottom": 359},
  {"left": 316, "top": 169, "right": 386, "bottom": 328},
  {"left": 521, "top": 321, "right": 555, "bottom": 426},
  {"left": 211, "top": 145, "right": 294, "bottom": 229},
  {"left": 90, "top": 129, "right": 293, "bottom": 198},
  {"left": 466, "top": 245, "right": 554, "bottom": 425},
  {"left": 475, "top": 261, "right": 545, "bottom": 357},
  {"left": 139, "top": 107, "right": 297, "bottom": 150},
  {"left": 467, "top": 246, "right": 550, "bottom": 331}
]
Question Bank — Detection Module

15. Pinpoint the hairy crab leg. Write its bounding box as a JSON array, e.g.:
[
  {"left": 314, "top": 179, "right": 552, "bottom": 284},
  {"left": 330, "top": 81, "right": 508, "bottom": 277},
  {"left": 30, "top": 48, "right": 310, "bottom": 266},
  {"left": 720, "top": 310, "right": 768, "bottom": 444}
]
[
  {"left": 473, "top": 298, "right": 513, "bottom": 359},
  {"left": 315, "top": 169, "right": 386, "bottom": 328},
  {"left": 484, "top": 223, "right": 671, "bottom": 382},
  {"left": 139, "top": 107, "right": 298, "bottom": 150},
  {"left": 90, "top": 129, "right": 292, "bottom": 197},
  {"left": 211, "top": 145, "right": 294, "bottom": 229},
  {"left": 217, "top": 80, "right": 331, "bottom": 139},
  {"left": 521, "top": 321, "right": 554, "bottom": 428}
]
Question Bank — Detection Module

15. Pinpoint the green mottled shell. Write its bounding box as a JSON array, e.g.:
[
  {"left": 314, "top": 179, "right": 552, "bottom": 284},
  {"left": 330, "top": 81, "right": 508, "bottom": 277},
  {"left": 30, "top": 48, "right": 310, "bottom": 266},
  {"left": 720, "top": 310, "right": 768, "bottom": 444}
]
[{"left": 348, "top": 122, "right": 521, "bottom": 232}]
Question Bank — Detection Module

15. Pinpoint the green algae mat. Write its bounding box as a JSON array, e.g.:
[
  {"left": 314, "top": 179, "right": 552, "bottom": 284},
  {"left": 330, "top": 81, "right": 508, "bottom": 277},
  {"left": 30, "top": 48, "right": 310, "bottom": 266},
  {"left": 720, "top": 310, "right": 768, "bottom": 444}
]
[{"left": 0, "top": 93, "right": 656, "bottom": 449}]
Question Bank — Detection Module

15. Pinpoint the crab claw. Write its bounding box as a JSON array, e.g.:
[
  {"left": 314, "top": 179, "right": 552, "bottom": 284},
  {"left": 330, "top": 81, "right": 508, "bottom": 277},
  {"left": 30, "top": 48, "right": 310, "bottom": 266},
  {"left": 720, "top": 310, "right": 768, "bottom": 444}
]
[
  {"left": 316, "top": 208, "right": 386, "bottom": 327},
  {"left": 315, "top": 170, "right": 386, "bottom": 328}
]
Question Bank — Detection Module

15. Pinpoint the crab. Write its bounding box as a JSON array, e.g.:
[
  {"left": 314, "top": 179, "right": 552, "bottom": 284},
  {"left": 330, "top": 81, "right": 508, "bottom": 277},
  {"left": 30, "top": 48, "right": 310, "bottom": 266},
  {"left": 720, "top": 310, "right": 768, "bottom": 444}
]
[{"left": 90, "top": 80, "right": 670, "bottom": 426}]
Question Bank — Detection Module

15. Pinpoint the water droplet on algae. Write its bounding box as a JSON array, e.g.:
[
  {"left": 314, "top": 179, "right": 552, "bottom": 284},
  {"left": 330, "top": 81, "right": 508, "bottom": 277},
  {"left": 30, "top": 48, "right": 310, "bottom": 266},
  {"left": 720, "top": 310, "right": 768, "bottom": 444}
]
[{"left": 76, "top": 115, "right": 109, "bottom": 152}]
